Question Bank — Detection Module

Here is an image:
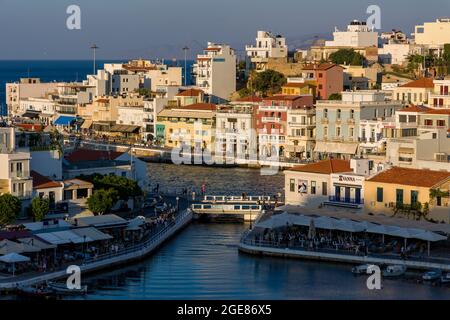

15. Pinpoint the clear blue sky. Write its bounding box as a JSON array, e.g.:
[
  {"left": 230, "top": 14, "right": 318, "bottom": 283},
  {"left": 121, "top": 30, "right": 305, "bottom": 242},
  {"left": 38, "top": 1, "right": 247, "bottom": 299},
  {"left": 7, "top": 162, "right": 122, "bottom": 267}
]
[{"left": 0, "top": 0, "right": 449, "bottom": 60}]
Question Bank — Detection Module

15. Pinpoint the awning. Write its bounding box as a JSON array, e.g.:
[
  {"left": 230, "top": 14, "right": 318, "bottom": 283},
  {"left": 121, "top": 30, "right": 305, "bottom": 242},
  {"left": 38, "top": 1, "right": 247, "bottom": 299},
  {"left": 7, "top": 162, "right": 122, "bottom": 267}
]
[
  {"left": 35, "top": 230, "right": 94, "bottom": 245},
  {"left": 398, "top": 147, "right": 414, "bottom": 154},
  {"left": 54, "top": 116, "right": 76, "bottom": 126},
  {"left": 22, "top": 110, "right": 41, "bottom": 119},
  {"left": 0, "top": 239, "right": 41, "bottom": 254},
  {"left": 314, "top": 141, "right": 358, "bottom": 155},
  {"left": 81, "top": 119, "right": 93, "bottom": 129},
  {"left": 109, "top": 124, "right": 141, "bottom": 133},
  {"left": 71, "top": 228, "right": 113, "bottom": 241},
  {"left": 284, "top": 145, "right": 305, "bottom": 153},
  {"left": 17, "top": 237, "right": 57, "bottom": 250}
]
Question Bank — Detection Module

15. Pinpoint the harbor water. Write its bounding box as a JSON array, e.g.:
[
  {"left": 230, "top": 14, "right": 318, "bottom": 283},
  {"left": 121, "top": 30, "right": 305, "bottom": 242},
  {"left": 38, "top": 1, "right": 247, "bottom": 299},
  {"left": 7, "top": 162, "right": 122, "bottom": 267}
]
[{"left": 69, "top": 164, "right": 449, "bottom": 300}]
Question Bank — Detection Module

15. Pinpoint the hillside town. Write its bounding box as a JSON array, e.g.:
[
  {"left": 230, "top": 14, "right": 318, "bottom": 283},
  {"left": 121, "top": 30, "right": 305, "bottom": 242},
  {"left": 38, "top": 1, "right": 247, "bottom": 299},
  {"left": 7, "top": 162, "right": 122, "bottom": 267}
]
[{"left": 0, "top": 16, "right": 450, "bottom": 296}]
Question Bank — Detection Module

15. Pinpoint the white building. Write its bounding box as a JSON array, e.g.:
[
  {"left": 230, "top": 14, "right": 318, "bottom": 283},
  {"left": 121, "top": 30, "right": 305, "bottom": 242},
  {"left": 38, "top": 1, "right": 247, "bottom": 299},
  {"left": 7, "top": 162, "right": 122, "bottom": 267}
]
[
  {"left": 0, "top": 128, "right": 33, "bottom": 216},
  {"left": 245, "top": 31, "right": 288, "bottom": 71},
  {"left": 378, "top": 43, "right": 418, "bottom": 65},
  {"left": 325, "top": 20, "right": 378, "bottom": 48},
  {"left": 193, "top": 42, "right": 236, "bottom": 103},
  {"left": 414, "top": 18, "right": 450, "bottom": 50},
  {"left": 214, "top": 104, "right": 257, "bottom": 161},
  {"left": 6, "top": 78, "right": 61, "bottom": 117}
]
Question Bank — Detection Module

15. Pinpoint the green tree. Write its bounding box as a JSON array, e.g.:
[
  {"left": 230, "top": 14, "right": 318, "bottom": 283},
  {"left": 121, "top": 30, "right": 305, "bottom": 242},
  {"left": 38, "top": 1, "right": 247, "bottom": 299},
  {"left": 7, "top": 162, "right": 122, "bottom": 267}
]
[
  {"left": 31, "top": 197, "right": 50, "bottom": 222},
  {"left": 78, "top": 174, "right": 142, "bottom": 200},
  {"left": 0, "top": 194, "right": 21, "bottom": 226},
  {"left": 87, "top": 189, "right": 119, "bottom": 215},
  {"left": 328, "top": 93, "right": 342, "bottom": 100},
  {"left": 249, "top": 69, "right": 286, "bottom": 96},
  {"left": 329, "top": 49, "right": 365, "bottom": 65}
]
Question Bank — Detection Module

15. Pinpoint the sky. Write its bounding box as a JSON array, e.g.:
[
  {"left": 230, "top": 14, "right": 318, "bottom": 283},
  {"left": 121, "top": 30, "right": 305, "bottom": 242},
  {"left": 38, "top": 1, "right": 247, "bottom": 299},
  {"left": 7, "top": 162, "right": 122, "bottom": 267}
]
[{"left": 0, "top": 0, "right": 449, "bottom": 60}]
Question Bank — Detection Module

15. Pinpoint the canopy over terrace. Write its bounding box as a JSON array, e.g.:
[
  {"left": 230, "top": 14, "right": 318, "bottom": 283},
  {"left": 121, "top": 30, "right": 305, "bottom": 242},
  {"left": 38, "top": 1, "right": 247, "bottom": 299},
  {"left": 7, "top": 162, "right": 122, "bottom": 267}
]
[
  {"left": 35, "top": 230, "right": 95, "bottom": 245},
  {"left": 254, "top": 212, "right": 448, "bottom": 244},
  {"left": 276, "top": 205, "right": 450, "bottom": 235},
  {"left": 0, "top": 239, "right": 41, "bottom": 255}
]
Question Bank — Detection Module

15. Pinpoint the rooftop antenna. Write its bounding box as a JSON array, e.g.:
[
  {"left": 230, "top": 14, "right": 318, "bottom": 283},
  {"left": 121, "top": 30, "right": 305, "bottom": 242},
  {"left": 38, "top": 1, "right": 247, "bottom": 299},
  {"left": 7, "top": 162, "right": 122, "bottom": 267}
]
[
  {"left": 91, "top": 44, "right": 99, "bottom": 75},
  {"left": 182, "top": 46, "right": 190, "bottom": 86}
]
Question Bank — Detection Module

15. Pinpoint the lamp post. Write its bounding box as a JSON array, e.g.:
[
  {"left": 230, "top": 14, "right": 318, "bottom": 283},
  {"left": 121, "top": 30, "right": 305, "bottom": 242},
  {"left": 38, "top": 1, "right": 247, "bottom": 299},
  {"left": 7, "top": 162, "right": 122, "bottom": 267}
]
[
  {"left": 90, "top": 44, "right": 99, "bottom": 75},
  {"left": 182, "top": 46, "right": 189, "bottom": 86},
  {"left": 176, "top": 196, "right": 180, "bottom": 213}
]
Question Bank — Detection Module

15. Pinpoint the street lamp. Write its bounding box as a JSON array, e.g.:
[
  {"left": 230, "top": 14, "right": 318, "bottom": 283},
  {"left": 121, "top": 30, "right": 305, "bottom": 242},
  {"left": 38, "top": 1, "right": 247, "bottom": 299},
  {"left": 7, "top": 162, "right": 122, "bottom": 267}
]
[
  {"left": 176, "top": 196, "right": 180, "bottom": 213},
  {"left": 182, "top": 46, "right": 190, "bottom": 86},
  {"left": 90, "top": 44, "right": 99, "bottom": 75}
]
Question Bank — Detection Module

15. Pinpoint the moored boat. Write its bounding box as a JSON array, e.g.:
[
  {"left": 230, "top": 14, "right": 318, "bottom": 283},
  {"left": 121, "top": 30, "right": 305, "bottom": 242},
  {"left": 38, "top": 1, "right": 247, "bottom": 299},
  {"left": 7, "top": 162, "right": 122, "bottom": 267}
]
[
  {"left": 351, "top": 264, "right": 372, "bottom": 275},
  {"left": 382, "top": 265, "right": 407, "bottom": 277},
  {"left": 440, "top": 273, "right": 450, "bottom": 284},
  {"left": 47, "top": 282, "right": 88, "bottom": 295},
  {"left": 422, "top": 269, "right": 442, "bottom": 281}
]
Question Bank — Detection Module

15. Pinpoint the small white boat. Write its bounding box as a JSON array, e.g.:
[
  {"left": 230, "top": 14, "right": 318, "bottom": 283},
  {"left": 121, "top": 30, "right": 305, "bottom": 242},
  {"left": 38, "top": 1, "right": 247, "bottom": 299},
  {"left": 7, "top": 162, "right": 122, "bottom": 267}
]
[
  {"left": 47, "top": 282, "right": 88, "bottom": 295},
  {"left": 422, "top": 269, "right": 442, "bottom": 281},
  {"left": 351, "top": 264, "right": 372, "bottom": 275},
  {"left": 440, "top": 273, "right": 450, "bottom": 284},
  {"left": 383, "top": 265, "right": 407, "bottom": 277}
]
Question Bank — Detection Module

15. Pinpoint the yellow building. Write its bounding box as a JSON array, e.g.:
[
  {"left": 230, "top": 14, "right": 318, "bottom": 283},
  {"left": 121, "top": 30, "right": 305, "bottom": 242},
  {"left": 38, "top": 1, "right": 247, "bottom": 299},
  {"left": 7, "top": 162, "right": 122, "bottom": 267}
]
[
  {"left": 364, "top": 167, "right": 450, "bottom": 223},
  {"left": 156, "top": 103, "right": 217, "bottom": 150},
  {"left": 281, "top": 82, "right": 316, "bottom": 97},
  {"left": 392, "top": 78, "right": 434, "bottom": 104}
]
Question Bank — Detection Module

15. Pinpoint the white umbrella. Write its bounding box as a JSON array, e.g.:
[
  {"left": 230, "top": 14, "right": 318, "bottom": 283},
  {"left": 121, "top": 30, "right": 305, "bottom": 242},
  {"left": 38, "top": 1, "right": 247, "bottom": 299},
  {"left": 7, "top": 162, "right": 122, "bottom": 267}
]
[{"left": 0, "top": 252, "right": 30, "bottom": 276}]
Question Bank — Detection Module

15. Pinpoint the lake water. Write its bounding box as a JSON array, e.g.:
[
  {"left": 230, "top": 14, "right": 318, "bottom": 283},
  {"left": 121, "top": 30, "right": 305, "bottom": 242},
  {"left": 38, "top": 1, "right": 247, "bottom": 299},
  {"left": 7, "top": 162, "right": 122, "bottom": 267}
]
[{"left": 69, "top": 164, "right": 449, "bottom": 300}]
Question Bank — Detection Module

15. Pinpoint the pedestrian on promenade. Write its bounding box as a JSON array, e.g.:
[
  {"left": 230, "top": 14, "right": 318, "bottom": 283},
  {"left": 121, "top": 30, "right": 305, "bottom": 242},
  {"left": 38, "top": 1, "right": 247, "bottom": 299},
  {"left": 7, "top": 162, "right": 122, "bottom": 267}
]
[{"left": 192, "top": 191, "right": 196, "bottom": 201}]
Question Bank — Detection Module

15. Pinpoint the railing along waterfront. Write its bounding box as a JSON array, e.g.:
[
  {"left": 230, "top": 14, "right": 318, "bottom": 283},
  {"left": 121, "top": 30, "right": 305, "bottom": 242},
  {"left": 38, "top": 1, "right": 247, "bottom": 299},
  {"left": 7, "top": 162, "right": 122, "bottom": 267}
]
[
  {"left": 84, "top": 210, "right": 191, "bottom": 265},
  {"left": 240, "top": 237, "right": 450, "bottom": 267}
]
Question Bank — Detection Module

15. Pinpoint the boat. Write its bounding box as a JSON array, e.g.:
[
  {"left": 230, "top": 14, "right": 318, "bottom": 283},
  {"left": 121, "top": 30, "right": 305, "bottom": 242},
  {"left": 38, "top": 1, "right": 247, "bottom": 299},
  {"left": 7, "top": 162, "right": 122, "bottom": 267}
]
[
  {"left": 382, "top": 265, "right": 407, "bottom": 277},
  {"left": 422, "top": 269, "right": 442, "bottom": 281},
  {"left": 16, "top": 285, "right": 55, "bottom": 299},
  {"left": 47, "top": 281, "right": 88, "bottom": 295},
  {"left": 351, "top": 264, "right": 372, "bottom": 275},
  {"left": 440, "top": 273, "right": 450, "bottom": 284}
]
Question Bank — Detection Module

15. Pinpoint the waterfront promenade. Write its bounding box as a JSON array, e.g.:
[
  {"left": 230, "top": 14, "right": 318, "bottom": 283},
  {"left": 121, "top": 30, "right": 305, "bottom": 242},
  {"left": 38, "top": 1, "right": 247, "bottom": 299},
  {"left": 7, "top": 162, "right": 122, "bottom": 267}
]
[
  {"left": 0, "top": 209, "right": 193, "bottom": 290},
  {"left": 239, "top": 234, "right": 450, "bottom": 272}
]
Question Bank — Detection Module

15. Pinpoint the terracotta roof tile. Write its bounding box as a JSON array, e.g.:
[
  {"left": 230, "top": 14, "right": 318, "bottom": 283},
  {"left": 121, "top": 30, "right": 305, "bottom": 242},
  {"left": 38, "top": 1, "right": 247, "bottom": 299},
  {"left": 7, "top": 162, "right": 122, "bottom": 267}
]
[
  {"left": 176, "top": 103, "right": 217, "bottom": 111},
  {"left": 30, "top": 170, "right": 62, "bottom": 189},
  {"left": 398, "top": 104, "right": 430, "bottom": 113},
  {"left": 400, "top": 78, "right": 434, "bottom": 88},
  {"left": 176, "top": 89, "right": 204, "bottom": 97},
  {"left": 65, "top": 149, "right": 124, "bottom": 163},
  {"left": 289, "top": 159, "right": 351, "bottom": 174},
  {"left": 367, "top": 167, "right": 450, "bottom": 188},
  {"left": 424, "top": 109, "right": 450, "bottom": 115}
]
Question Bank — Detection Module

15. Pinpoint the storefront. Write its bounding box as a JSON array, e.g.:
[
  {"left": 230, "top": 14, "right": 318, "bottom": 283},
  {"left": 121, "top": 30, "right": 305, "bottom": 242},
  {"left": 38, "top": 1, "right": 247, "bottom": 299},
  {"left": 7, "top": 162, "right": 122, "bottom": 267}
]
[{"left": 327, "top": 173, "right": 365, "bottom": 208}]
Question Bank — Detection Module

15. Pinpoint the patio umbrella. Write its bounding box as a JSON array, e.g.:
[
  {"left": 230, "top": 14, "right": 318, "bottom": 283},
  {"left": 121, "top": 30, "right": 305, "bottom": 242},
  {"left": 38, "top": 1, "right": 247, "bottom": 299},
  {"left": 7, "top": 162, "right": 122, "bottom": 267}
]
[
  {"left": 0, "top": 252, "right": 30, "bottom": 276},
  {"left": 308, "top": 218, "right": 316, "bottom": 239}
]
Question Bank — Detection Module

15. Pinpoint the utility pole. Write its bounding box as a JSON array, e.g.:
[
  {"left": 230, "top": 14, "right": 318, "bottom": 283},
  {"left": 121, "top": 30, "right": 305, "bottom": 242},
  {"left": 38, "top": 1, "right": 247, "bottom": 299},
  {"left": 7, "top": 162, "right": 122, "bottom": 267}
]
[
  {"left": 182, "top": 46, "right": 190, "bottom": 86},
  {"left": 91, "top": 44, "right": 99, "bottom": 75}
]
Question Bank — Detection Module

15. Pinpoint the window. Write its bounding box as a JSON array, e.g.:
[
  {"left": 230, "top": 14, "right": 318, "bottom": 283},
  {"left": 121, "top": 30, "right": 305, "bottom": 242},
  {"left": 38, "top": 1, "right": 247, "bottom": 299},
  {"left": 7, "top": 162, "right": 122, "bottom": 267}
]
[
  {"left": 311, "top": 181, "right": 316, "bottom": 194},
  {"left": 318, "top": 73, "right": 323, "bottom": 78},
  {"left": 324, "top": 126, "right": 328, "bottom": 137},
  {"left": 290, "top": 179, "right": 295, "bottom": 192},
  {"left": 437, "top": 120, "right": 445, "bottom": 127},
  {"left": 322, "top": 182, "right": 327, "bottom": 196},
  {"left": 337, "top": 109, "right": 341, "bottom": 119},
  {"left": 396, "top": 189, "right": 404, "bottom": 205},
  {"left": 377, "top": 187, "right": 383, "bottom": 202},
  {"left": 336, "top": 126, "right": 341, "bottom": 137},
  {"left": 350, "top": 109, "right": 354, "bottom": 119},
  {"left": 411, "top": 190, "right": 418, "bottom": 205},
  {"left": 349, "top": 127, "right": 354, "bottom": 137},
  {"left": 323, "top": 109, "right": 328, "bottom": 118}
]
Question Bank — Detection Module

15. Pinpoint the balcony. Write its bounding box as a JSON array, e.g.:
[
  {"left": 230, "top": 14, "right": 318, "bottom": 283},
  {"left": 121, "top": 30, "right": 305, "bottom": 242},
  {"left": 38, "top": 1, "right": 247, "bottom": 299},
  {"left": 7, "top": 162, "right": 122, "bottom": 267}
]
[
  {"left": 262, "top": 117, "right": 281, "bottom": 123},
  {"left": 321, "top": 118, "right": 329, "bottom": 124},
  {"left": 325, "top": 196, "right": 364, "bottom": 209}
]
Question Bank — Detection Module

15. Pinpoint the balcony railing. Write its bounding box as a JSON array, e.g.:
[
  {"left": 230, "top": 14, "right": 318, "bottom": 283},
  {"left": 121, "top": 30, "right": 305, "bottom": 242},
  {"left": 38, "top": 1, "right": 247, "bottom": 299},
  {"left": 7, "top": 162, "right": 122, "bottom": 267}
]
[
  {"left": 328, "top": 196, "right": 364, "bottom": 205},
  {"left": 262, "top": 117, "right": 281, "bottom": 123}
]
